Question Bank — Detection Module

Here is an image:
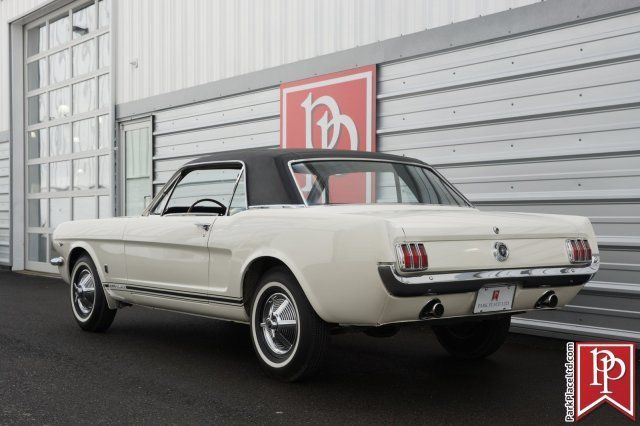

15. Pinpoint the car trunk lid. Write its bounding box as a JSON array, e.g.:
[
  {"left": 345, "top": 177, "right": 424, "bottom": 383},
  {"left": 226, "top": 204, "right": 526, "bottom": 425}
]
[{"left": 331, "top": 205, "right": 582, "bottom": 271}]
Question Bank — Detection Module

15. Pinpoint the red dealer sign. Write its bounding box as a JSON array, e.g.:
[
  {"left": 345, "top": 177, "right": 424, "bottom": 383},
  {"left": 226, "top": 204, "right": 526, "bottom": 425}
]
[
  {"left": 280, "top": 65, "right": 376, "bottom": 152},
  {"left": 575, "top": 342, "right": 636, "bottom": 421},
  {"left": 280, "top": 65, "right": 376, "bottom": 203}
]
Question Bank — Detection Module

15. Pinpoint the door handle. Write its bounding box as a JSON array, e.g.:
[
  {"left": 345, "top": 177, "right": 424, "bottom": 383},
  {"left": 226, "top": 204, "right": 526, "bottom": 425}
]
[{"left": 195, "top": 223, "right": 211, "bottom": 232}]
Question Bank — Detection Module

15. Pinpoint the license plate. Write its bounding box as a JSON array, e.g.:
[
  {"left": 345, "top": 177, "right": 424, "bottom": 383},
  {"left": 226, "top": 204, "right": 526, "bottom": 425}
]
[{"left": 474, "top": 285, "right": 515, "bottom": 313}]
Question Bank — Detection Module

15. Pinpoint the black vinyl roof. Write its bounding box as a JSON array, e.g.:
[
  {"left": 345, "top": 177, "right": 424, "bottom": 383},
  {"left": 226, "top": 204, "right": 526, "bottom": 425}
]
[{"left": 184, "top": 148, "right": 428, "bottom": 206}]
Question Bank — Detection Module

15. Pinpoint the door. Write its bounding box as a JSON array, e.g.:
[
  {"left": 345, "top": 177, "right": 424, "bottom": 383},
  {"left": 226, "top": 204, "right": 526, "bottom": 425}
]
[
  {"left": 124, "top": 164, "right": 244, "bottom": 297},
  {"left": 119, "top": 119, "right": 152, "bottom": 217}
]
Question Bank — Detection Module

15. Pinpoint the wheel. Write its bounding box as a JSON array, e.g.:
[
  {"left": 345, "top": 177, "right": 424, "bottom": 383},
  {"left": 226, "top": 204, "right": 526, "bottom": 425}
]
[
  {"left": 70, "top": 255, "right": 116, "bottom": 332},
  {"left": 431, "top": 316, "right": 511, "bottom": 359},
  {"left": 250, "top": 266, "right": 330, "bottom": 382}
]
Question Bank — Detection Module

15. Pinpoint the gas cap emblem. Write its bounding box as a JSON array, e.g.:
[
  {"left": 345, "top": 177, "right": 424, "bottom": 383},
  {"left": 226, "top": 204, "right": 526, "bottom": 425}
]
[
  {"left": 493, "top": 226, "right": 500, "bottom": 235},
  {"left": 494, "top": 242, "right": 509, "bottom": 261}
]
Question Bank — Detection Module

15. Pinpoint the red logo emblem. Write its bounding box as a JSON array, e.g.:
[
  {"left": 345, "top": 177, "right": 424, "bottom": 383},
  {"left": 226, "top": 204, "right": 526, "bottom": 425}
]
[
  {"left": 280, "top": 66, "right": 376, "bottom": 204},
  {"left": 280, "top": 65, "right": 376, "bottom": 153},
  {"left": 576, "top": 342, "right": 636, "bottom": 420},
  {"left": 491, "top": 290, "right": 500, "bottom": 301}
]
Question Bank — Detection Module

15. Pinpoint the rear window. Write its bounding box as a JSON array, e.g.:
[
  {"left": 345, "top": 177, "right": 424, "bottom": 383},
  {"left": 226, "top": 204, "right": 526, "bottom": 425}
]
[{"left": 290, "top": 160, "right": 469, "bottom": 207}]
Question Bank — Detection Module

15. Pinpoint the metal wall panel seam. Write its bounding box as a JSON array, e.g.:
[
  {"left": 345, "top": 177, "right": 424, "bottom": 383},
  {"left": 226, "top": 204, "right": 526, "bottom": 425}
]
[
  {"left": 564, "top": 304, "right": 640, "bottom": 319},
  {"left": 153, "top": 120, "right": 280, "bottom": 148},
  {"left": 377, "top": 15, "right": 640, "bottom": 82},
  {"left": 153, "top": 101, "right": 280, "bottom": 133},
  {"left": 510, "top": 317, "right": 640, "bottom": 342},
  {"left": 377, "top": 102, "right": 640, "bottom": 136},
  {"left": 469, "top": 190, "right": 640, "bottom": 202},
  {"left": 378, "top": 23, "right": 640, "bottom": 84},
  {"left": 152, "top": 113, "right": 281, "bottom": 137},
  {"left": 377, "top": 53, "right": 640, "bottom": 102},
  {"left": 153, "top": 89, "right": 280, "bottom": 124},
  {"left": 395, "top": 139, "right": 640, "bottom": 166},
  {"left": 449, "top": 169, "right": 640, "bottom": 184},
  {"left": 378, "top": 86, "right": 640, "bottom": 131},
  {"left": 583, "top": 280, "right": 640, "bottom": 296},
  {"left": 378, "top": 114, "right": 640, "bottom": 151},
  {"left": 431, "top": 147, "right": 640, "bottom": 168}
]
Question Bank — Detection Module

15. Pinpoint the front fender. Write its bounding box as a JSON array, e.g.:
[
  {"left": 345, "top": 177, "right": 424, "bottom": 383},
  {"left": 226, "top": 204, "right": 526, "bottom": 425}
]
[{"left": 64, "top": 241, "right": 118, "bottom": 310}]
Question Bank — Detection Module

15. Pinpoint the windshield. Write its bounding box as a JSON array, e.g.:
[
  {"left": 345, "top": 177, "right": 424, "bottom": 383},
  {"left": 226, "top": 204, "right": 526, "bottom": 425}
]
[{"left": 290, "top": 160, "right": 470, "bottom": 207}]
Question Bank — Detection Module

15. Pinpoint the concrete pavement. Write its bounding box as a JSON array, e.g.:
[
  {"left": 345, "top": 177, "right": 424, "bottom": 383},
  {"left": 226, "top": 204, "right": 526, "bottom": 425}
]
[{"left": 0, "top": 271, "right": 632, "bottom": 424}]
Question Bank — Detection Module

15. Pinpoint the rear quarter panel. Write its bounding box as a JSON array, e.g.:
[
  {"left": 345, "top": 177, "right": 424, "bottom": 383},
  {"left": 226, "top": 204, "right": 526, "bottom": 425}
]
[{"left": 210, "top": 208, "right": 399, "bottom": 324}]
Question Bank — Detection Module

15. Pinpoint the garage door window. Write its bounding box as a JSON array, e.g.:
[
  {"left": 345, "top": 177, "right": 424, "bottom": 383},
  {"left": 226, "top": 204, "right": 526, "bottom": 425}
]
[{"left": 24, "top": 0, "right": 112, "bottom": 272}]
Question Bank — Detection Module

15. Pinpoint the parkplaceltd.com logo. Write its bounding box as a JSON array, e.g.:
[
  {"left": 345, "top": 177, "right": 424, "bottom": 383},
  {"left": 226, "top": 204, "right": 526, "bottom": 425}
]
[{"left": 565, "top": 341, "right": 636, "bottom": 422}]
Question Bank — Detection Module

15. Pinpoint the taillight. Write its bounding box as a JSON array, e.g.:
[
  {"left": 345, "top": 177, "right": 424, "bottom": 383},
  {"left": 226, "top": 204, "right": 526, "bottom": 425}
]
[
  {"left": 566, "top": 239, "right": 592, "bottom": 263},
  {"left": 396, "top": 243, "right": 428, "bottom": 272}
]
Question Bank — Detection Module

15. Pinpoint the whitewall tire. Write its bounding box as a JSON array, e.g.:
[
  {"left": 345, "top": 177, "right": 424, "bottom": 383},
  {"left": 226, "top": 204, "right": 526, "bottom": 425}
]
[
  {"left": 250, "top": 267, "right": 330, "bottom": 382},
  {"left": 70, "top": 255, "right": 117, "bottom": 332}
]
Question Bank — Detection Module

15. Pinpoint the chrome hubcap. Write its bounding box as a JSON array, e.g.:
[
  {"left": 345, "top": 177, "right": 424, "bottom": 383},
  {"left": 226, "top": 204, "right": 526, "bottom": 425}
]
[
  {"left": 73, "top": 268, "right": 95, "bottom": 318},
  {"left": 259, "top": 292, "right": 298, "bottom": 356}
]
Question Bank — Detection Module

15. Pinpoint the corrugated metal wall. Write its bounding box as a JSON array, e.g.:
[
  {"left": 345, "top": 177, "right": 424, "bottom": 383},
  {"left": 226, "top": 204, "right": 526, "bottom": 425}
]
[
  {"left": 146, "top": 9, "right": 640, "bottom": 340},
  {"left": 0, "top": 137, "right": 9, "bottom": 265},
  {"left": 152, "top": 88, "right": 280, "bottom": 191},
  {"left": 115, "top": 0, "right": 537, "bottom": 105}
]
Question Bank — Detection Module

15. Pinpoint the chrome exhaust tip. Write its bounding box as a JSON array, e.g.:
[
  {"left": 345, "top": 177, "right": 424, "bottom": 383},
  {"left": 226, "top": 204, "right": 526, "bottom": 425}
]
[
  {"left": 535, "top": 291, "right": 558, "bottom": 309},
  {"left": 419, "top": 299, "right": 444, "bottom": 319}
]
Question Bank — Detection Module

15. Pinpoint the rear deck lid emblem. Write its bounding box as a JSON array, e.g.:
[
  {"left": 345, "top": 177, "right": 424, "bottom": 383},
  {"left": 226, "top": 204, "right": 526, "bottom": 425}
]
[{"left": 494, "top": 242, "right": 509, "bottom": 261}]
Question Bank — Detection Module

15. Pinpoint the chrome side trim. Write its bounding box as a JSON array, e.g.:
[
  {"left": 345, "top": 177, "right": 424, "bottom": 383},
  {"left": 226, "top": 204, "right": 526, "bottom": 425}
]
[
  {"left": 103, "top": 283, "right": 244, "bottom": 305},
  {"left": 50, "top": 256, "right": 64, "bottom": 266},
  {"left": 248, "top": 204, "right": 306, "bottom": 209}
]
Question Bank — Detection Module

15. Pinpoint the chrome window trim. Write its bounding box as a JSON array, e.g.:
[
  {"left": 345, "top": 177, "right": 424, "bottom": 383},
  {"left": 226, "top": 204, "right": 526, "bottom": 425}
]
[
  {"left": 143, "top": 169, "right": 181, "bottom": 216},
  {"left": 286, "top": 157, "right": 473, "bottom": 208},
  {"left": 144, "top": 160, "right": 247, "bottom": 216},
  {"left": 226, "top": 167, "right": 245, "bottom": 216}
]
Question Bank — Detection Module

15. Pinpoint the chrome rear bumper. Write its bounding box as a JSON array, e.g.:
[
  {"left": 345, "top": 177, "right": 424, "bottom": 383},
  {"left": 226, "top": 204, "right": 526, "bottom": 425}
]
[{"left": 378, "top": 258, "right": 599, "bottom": 297}]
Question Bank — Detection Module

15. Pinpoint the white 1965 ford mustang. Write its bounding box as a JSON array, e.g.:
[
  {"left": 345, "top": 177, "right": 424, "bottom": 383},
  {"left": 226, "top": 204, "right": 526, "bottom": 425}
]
[{"left": 51, "top": 148, "right": 599, "bottom": 381}]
